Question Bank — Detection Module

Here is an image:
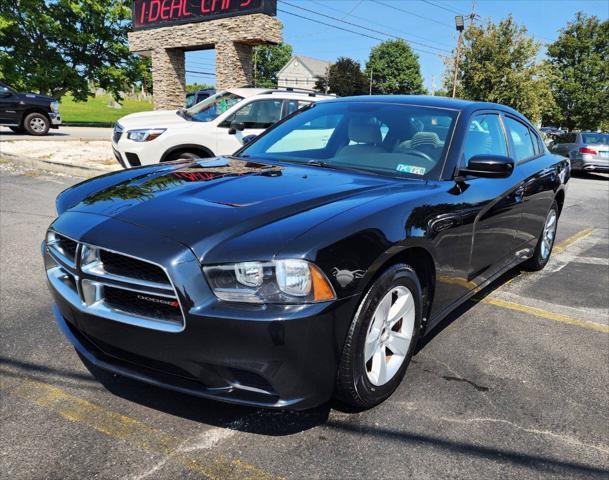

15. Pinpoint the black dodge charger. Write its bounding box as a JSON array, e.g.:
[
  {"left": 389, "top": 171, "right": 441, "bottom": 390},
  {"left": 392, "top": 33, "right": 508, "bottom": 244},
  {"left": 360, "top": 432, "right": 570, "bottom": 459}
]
[{"left": 43, "top": 96, "right": 569, "bottom": 410}]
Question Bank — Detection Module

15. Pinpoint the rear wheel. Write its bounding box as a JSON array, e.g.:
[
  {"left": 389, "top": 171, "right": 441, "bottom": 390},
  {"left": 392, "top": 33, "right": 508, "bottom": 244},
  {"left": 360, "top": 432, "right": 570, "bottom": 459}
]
[
  {"left": 335, "top": 264, "right": 422, "bottom": 409},
  {"left": 523, "top": 201, "right": 558, "bottom": 271},
  {"left": 23, "top": 112, "right": 50, "bottom": 136}
]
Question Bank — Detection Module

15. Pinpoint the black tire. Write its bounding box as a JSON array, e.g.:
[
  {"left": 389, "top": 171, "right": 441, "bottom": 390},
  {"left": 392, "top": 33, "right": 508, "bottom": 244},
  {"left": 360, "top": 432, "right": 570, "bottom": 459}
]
[
  {"left": 165, "top": 150, "right": 208, "bottom": 161},
  {"left": 23, "top": 112, "right": 50, "bottom": 136},
  {"left": 523, "top": 201, "right": 559, "bottom": 271},
  {"left": 335, "top": 264, "right": 422, "bottom": 409},
  {"left": 9, "top": 126, "right": 25, "bottom": 134}
]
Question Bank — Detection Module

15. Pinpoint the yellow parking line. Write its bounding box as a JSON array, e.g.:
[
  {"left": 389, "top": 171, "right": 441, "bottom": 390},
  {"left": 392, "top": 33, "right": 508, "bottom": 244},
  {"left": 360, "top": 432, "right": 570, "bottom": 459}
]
[
  {"left": 481, "top": 297, "right": 609, "bottom": 334},
  {"left": 553, "top": 228, "right": 595, "bottom": 254},
  {"left": 0, "top": 372, "right": 281, "bottom": 480}
]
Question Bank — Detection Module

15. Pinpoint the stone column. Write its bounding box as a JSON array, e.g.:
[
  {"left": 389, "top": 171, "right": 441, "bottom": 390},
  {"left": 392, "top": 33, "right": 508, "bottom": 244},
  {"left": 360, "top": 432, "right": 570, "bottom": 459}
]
[
  {"left": 215, "top": 41, "right": 254, "bottom": 90},
  {"left": 151, "top": 48, "right": 186, "bottom": 110}
]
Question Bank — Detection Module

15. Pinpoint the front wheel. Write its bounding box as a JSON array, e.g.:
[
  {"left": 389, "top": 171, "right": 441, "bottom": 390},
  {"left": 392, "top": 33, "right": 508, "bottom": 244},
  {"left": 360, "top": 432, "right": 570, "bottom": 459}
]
[
  {"left": 24, "top": 112, "right": 50, "bottom": 136},
  {"left": 335, "top": 264, "right": 422, "bottom": 409},
  {"left": 523, "top": 201, "right": 558, "bottom": 271}
]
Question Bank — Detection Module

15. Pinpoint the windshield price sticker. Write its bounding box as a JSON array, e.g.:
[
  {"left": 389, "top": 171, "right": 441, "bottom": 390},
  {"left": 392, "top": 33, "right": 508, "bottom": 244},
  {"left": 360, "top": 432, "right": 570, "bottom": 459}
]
[{"left": 396, "top": 164, "right": 426, "bottom": 175}]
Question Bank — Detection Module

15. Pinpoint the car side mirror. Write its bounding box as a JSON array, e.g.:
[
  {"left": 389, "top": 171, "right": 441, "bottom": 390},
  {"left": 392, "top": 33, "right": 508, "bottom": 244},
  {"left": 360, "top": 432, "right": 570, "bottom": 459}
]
[
  {"left": 1, "top": 91, "right": 12, "bottom": 98},
  {"left": 459, "top": 154, "right": 514, "bottom": 179},
  {"left": 242, "top": 134, "right": 257, "bottom": 145},
  {"left": 228, "top": 121, "right": 245, "bottom": 135}
]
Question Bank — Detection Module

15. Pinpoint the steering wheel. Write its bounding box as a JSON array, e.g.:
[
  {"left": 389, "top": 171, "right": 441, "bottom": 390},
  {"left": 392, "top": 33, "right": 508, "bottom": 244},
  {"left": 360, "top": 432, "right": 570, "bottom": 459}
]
[{"left": 396, "top": 147, "right": 436, "bottom": 168}]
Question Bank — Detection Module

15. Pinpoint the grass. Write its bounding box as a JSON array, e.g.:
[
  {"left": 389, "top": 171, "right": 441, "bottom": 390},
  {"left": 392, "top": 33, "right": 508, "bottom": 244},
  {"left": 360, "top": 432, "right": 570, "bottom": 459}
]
[{"left": 59, "top": 94, "right": 153, "bottom": 125}]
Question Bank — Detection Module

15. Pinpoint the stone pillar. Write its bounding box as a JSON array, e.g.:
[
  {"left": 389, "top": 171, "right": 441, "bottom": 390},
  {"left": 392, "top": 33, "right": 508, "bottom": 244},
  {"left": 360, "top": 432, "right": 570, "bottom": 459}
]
[
  {"left": 151, "top": 48, "right": 186, "bottom": 110},
  {"left": 215, "top": 41, "right": 254, "bottom": 90}
]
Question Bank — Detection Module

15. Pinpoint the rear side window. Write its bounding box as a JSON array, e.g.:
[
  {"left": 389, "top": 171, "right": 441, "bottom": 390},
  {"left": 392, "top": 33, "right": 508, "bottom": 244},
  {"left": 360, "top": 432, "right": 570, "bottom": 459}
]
[
  {"left": 581, "top": 133, "right": 609, "bottom": 144},
  {"left": 504, "top": 117, "right": 536, "bottom": 161},
  {"left": 284, "top": 100, "right": 312, "bottom": 117},
  {"left": 462, "top": 114, "right": 508, "bottom": 163},
  {"left": 556, "top": 133, "right": 576, "bottom": 144}
]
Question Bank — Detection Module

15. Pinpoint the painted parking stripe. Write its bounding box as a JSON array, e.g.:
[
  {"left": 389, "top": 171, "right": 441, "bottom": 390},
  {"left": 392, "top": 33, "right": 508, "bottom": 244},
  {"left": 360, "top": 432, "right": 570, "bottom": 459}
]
[
  {"left": 553, "top": 227, "right": 595, "bottom": 254},
  {"left": 481, "top": 297, "right": 609, "bottom": 334},
  {"left": 0, "top": 371, "right": 281, "bottom": 480}
]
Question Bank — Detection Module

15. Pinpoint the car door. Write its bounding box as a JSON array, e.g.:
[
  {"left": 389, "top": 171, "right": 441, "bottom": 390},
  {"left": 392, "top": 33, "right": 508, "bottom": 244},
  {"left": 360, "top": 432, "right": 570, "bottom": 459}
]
[
  {"left": 0, "top": 84, "right": 20, "bottom": 125},
  {"left": 456, "top": 112, "right": 524, "bottom": 282},
  {"left": 504, "top": 116, "right": 558, "bottom": 248},
  {"left": 216, "top": 98, "right": 284, "bottom": 155}
]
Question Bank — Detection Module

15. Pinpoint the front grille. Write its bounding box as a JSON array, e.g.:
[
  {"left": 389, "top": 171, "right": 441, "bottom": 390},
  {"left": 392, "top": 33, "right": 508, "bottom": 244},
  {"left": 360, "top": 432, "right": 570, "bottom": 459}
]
[
  {"left": 45, "top": 231, "right": 184, "bottom": 332},
  {"left": 112, "top": 123, "right": 123, "bottom": 143},
  {"left": 104, "top": 287, "right": 182, "bottom": 323},
  {"left": 99, "top": 249, "right": 168, "bottom": 284}
]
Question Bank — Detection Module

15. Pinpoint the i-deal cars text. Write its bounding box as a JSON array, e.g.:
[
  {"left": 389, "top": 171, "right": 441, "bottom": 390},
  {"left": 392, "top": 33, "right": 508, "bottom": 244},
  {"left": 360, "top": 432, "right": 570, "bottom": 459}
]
[{"left": 43, "top": 96, "right": 568, "bottom": 410}]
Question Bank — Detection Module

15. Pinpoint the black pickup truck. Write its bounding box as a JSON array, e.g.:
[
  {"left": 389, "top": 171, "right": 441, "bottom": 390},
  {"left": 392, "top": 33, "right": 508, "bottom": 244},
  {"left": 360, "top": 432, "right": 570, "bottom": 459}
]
[{"left": 0, "top": 82, "right": 61, "bottom": 135}]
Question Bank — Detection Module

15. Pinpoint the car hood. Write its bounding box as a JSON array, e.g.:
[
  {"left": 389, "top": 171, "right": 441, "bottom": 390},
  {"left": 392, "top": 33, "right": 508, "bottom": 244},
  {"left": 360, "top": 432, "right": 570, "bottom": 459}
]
[
  {"left": 61, "top": 157, "right": 404, "bottom": 260},
  {"left": 18, "top": 92, "right": 56, "bottom": 103},
  {"left": 117, "top": 110, "right": 190, "bottom": 129}
]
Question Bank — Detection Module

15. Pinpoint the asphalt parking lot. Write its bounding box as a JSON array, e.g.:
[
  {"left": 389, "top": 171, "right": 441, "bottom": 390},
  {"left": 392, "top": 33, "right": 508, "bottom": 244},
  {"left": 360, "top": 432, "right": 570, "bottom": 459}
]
[{"left": 1, "top": 167, "right": 607, "bottom": 479}]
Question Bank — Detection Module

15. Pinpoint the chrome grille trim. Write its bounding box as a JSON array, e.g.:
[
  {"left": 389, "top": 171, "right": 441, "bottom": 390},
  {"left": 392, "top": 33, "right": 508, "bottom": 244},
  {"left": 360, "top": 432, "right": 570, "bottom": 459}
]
[{"left": 44, "top": 230, "right": 186, "bottom": 333}]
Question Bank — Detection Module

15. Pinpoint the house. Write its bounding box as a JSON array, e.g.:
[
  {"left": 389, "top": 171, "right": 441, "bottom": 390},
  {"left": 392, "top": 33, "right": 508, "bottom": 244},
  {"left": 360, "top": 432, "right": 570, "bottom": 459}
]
[{"left": 277, "top": 56, "right": 332, "bottom": 91}]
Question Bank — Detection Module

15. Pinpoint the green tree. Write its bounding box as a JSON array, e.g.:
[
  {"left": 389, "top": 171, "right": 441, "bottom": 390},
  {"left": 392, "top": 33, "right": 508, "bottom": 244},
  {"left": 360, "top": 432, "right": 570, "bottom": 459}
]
[
  {"left": 253, "top": 43, "right": 293, "bottom": 88},
  {"left": 365, "top": 40, "right": 425, "bottom": 95},
  {"left": 547, "top": 13, "right": 609, "bottom": 131},
  {"left": 315, "top": 57, "right": 368, "bottom": 96},
  {"left": 186, "top": 83, "right": 215, "bottom": 93},
  {"left": 0, "top": 0, "right": 148, "bottom": 101},
  {"left": 445, "top": 16, "right": 555, "bottom": 124}
]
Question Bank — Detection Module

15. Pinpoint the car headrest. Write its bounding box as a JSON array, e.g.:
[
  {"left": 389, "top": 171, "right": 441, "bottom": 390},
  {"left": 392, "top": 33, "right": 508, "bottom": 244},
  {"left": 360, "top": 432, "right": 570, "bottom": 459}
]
[
  {"left": 348, "top": 117, "right": 382, "bottom": 145},
  {"left": 411, "top": 131, "right": 441, "bottom": 148}
]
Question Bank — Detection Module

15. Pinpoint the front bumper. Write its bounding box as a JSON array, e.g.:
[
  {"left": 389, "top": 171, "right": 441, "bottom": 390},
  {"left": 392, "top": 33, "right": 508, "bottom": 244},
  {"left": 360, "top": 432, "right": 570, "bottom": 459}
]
[
  {"left": 50, "top": 113, "right": 61, "bottom": 127},
  {"left": 43, "top": 214, "right": 358, "bottom": 410}
]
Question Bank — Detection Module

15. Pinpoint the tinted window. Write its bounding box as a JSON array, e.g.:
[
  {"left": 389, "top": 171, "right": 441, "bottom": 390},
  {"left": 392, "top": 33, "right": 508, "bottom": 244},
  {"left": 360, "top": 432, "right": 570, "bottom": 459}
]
[
  {"left": 555, "top": 133, "right": 576, "bottom": 144},
  {"left": 241, "top": 102, "right": 458, "bottom": 179},
  {"left": 581, "top": 133, "right": 609, "bottom": 144},
  {"left": 186, "top": 91, "right": 243, "bottom": 122},
  {"left": 462, "top": 114, "right": 508, "bottom": 163},
  {"left": 285, "top": 100, "right": 312, "bottom": 117},
  {"left": 231, "top": 100, "right": 283, "bottom": 129},
  {"left": 505, "top": 117, "right": 536, "bottom": 161}
]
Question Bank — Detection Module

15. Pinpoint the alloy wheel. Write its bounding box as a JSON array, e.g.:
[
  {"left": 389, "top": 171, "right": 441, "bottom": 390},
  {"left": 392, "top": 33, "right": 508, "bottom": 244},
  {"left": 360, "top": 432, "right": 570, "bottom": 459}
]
[
  {"left": 30, "top": 117, "right": 46, "bottom": 133},
  {"left": 364, "top": 286, "right": 416, "bottom": 386},
  {"left": 540, "top": 208, "right": 557, "bottom": 260}
]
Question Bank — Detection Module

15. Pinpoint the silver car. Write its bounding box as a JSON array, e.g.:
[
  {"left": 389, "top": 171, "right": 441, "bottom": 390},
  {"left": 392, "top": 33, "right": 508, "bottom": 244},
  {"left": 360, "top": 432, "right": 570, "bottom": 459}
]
[{"left": 550, "top": 131, "right": 609, "bottom": 173}]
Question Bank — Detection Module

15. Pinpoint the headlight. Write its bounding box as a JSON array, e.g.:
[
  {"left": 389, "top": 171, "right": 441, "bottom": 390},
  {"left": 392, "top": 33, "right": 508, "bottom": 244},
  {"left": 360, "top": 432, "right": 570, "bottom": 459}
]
[
  {"left": 50, "top": 101, "right": 59, "bottom": 113},
  {"left": 203, "top": 259, "right": 336, "bottom": 304},
  {"left": 127, "top": 128, "right": 166, "bottom": 142}
]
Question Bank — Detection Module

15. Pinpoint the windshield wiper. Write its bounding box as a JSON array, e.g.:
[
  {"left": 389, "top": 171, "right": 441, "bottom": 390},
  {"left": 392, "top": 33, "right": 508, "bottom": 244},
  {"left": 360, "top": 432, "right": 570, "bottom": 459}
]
[{"left": 306, "top": 159, "right": 334, "bottom": 169}]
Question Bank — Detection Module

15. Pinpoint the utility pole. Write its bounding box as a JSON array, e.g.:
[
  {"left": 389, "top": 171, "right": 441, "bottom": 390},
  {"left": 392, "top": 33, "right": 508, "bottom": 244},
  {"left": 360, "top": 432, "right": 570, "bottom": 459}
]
[
  {"left": 431, "top": 75, "right": 436, "bottom": 96},
  {"left": 451, "top": 15, "right": 465, "bottom": 98},
  {"left": 369, "top": 66, "right": 373, "bottom": 95}
]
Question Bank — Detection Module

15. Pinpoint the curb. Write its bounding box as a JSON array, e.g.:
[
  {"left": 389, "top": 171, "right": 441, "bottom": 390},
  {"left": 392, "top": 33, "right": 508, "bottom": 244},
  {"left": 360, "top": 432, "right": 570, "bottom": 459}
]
[{"left": 0, "top": 152, "right": 111, "bottom": 179}]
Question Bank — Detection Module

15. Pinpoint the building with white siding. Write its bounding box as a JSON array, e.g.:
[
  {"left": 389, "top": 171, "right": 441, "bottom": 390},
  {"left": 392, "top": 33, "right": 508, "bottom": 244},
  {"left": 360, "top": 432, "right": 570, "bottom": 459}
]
[{"left": 277, "top": 56, "right": 331, "bottom": 91}]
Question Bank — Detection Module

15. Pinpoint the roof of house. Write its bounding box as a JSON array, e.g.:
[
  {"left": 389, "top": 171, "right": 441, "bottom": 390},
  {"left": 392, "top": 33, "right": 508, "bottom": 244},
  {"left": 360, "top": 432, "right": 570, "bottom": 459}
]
[{"left": 278, "top": 56, "right": 332, "bottom": 79}]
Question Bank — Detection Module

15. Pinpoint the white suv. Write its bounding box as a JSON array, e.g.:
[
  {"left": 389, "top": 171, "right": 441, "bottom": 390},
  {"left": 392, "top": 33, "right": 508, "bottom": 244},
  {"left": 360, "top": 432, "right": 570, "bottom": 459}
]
[{"left": 112, "top": 88, "right": 334, "bottom": 167}]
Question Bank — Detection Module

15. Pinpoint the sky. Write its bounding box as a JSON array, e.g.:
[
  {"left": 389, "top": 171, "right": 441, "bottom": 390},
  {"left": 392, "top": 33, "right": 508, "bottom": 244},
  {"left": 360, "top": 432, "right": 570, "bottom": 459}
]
[{"left": 185, "top": 0, "right": 609, "bottom": 91}]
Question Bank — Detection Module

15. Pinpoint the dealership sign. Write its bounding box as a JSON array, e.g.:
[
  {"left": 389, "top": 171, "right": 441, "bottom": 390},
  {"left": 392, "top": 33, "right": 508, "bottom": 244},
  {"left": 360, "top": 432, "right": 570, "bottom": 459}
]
[{"left": 133, "top": 0, "right": 277, "bottom": 30}]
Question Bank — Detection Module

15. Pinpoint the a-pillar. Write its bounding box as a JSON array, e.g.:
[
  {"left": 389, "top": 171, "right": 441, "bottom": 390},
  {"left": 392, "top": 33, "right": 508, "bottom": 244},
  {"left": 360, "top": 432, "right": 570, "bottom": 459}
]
[
  {"left": 215, "top": 41, "right": 253, "bottom": 90},
  {"left": 151, "top": 48, "right": 186, "bottom": 110}
]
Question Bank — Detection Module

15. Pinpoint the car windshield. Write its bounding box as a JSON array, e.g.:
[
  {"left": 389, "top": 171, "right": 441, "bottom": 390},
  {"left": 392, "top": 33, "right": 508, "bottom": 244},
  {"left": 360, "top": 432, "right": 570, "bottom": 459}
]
[
  {"left": 582, "top": 133, "right": 609, "bottom": 144},
  {"left": 239, "top": 101, "right": 459, "bottom": 179},
  {"left": 184, "top": 91, "right": 243, "bottom": 122}
]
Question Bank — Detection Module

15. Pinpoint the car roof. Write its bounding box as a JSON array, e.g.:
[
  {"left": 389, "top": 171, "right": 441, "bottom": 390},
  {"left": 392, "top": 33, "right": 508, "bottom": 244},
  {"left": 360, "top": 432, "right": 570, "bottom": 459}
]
[{"left": 225, "top": 87, "right": 334, "bottom": 100}]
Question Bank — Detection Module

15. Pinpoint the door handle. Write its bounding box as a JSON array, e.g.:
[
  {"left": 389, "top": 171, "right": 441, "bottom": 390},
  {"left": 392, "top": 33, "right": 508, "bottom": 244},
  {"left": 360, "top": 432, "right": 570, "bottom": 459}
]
[{"left": 429, "top": 215, "right": 461, "bottom": 233}]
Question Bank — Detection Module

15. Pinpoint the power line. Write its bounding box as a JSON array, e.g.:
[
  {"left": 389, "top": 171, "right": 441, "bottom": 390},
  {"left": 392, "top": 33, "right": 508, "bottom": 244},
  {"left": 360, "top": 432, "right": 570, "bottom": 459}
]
[
  {"left": 279, "top": 2, "right": 450, "bottom": 54},
  {"left": 369, "top": 0, "right": 452, "bottom": 28},
  {"left": 420, "top": 0, "right": 463, "bottom": 15},
  {"left": 308, "top": 0, "right": 453, "bottom": 49},
  {"left": 186, "top": 69, "right": 216, "bottom": 77},
  {"left": 279, "top": 8, "right": 443, "bottom": 57}
]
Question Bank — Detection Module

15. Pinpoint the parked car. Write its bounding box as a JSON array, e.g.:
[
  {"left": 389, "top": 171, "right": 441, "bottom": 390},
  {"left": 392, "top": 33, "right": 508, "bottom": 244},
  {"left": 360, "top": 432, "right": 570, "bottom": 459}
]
[
  {"left": 112, "top": 88, "right": 333, "bottom": 168},
  {"left": 550, "top": 131, "right": 609, "bottom": 173},
  {"left": 44, "top": 96, "right": 568, "bottom": 410},
  {"left": 0, "top": 82, "right": 61, "bottom": 135},
  {"left": 540, "top": 126, "right": 564, "bottom": 138},
  {"left": 185, "top": 88, "right": 215, "bottom": 108}
]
